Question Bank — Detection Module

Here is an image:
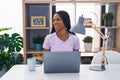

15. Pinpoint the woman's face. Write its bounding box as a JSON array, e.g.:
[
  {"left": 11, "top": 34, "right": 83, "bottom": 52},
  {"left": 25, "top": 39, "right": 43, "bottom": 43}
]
[{"left": 53, "top": 13, "right": 66, "bottom": 32}]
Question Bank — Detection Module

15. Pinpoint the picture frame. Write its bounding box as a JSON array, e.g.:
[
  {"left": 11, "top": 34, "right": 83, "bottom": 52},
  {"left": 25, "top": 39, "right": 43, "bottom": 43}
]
[{"left": 31, "top": 16, "right": 46, "bottom": 27}]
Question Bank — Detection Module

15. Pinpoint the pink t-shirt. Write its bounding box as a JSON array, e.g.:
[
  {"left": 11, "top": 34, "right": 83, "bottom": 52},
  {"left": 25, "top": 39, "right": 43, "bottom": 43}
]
[{"left": 43, "top": 32, "right": 80, "bottom": 51}]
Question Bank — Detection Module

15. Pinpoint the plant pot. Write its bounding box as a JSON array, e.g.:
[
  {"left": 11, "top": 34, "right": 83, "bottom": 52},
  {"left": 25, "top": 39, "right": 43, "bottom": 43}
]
[
  {"left": 104, "top": 20, "right": 113, "bottom": 27},
  {"left": 35, "top": 44, "right": 42, "bottom": 51},
  {"left": 84, "top": 43, "right": 92, "bottom": 52}
]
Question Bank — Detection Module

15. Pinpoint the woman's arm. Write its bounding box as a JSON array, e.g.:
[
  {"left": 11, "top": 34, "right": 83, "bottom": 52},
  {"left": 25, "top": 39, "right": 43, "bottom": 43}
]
[
  {"left": 73, "top": 49, "right": 79, "bottom": 51},
  {"left": 43, "top": 48, "right": 50, "bottom": 51}
]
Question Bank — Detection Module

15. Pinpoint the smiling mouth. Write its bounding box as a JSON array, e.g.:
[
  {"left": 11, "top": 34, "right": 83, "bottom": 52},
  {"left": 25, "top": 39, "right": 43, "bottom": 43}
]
[{"left": 54, "top": 24, "right": 59, "bottom": 28}]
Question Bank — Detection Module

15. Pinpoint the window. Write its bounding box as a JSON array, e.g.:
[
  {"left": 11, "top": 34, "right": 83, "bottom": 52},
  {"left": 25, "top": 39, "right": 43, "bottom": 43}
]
[{"left": 55, "top": 3, "right": 101, "bottom": 52}]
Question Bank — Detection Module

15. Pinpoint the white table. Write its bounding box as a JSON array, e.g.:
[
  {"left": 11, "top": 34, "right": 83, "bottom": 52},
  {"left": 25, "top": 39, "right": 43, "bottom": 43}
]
[{"left": 0, "top": 64, "right": 120, "bottom": 80}]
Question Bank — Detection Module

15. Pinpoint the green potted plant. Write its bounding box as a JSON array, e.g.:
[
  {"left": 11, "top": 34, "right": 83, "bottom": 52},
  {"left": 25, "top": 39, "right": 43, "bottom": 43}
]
[
  {"left": 0, "top": 28, "right": 23, "bottom": 72},
  {"left": 83, "top": 36, "right": 93, "bottom": 52},
  {"left": 102, "top": 12, "right": 114, "bottom": 26},
  {"left": 32, "top": 35, "right": 45, "bottom": 51}
]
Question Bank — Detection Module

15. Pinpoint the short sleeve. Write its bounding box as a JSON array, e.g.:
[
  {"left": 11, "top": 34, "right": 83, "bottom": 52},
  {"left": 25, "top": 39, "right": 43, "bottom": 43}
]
[
  {"left": 73, "top": 36, "right": 80, "bottom": 50},
  {"left": 43, "top": 35, "right": 50, "bottom": 49}
]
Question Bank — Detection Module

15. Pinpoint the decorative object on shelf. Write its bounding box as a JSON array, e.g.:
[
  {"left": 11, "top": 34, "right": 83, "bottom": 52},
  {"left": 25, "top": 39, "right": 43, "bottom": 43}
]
[
  {"left": 102, "top": 12, "right": 114, "bottom": 27},
  {"left": 84, "top": 18, "right": 93, "bottom": 27},
  {"left": 83, "top": 36, "right": 93, "bottom": 52},
  {"left": 33, "top": 54, "right": 43, "bottom": 64},
  {"left": 107, "top": 32, "right": 114, "bottom": 50},
  {"left": 0, "top": 28, "right": 23, "bottom": 71},
  {"left": 32, "top": 35, "right": 45, "bottom": 51},
  {"left": 83, "top": 12, "right": 98, "bottom": 28},
  {"left": 31, "top": 16, "right": 46, "bottom": 27},
  {"left": 81, "top": 57, "right": 92, "bottom": 64},
  {"left": 71, "top": 15, "right": 85, "bottom": 35}
]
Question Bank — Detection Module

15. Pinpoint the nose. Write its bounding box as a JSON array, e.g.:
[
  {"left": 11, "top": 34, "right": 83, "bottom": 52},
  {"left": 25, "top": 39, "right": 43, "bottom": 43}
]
[{"left": 53, "top": 20, "right": 58, "bottom": 25}]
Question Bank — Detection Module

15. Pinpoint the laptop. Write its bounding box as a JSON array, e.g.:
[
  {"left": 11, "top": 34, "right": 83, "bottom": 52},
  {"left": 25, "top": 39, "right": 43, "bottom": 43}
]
[{"left": 43, "top": 51, "right": 81, "bottom": 73}]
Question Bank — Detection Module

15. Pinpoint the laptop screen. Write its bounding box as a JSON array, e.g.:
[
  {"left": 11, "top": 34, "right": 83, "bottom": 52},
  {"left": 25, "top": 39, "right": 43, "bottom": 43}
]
[{"left": 43, "top": 51, "right": 81, "bottom": 73}]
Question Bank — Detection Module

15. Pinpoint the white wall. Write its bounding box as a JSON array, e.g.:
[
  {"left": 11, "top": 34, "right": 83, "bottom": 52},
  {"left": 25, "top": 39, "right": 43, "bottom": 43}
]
[
  {"left": 0, "top": 0, "right": 23, "bottom": 53},
  {"left": 0, "top": 0, "right": 23, "bottom": 36}
]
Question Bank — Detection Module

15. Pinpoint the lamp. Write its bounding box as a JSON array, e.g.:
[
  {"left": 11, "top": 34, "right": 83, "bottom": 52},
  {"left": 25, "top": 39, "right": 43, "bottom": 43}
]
[
  {"left": 89, "top": 24, "right": 107, "bottom": 71},
  {"left": 71, "top": 12, "right": 108, "bottom": 71},
  {"left": 70, "top": 15, "right": 85, "bottom": 35}
]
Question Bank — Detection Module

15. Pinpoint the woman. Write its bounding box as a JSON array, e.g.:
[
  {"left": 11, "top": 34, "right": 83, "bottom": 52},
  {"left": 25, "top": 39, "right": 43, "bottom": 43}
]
[{"left": 43, "top": 10, "right": 80, "bottom": 51}]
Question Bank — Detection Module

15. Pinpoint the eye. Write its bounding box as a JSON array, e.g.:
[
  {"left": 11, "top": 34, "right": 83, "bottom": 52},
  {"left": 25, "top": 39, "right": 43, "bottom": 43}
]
[{"left": 53, "top": 18, "right": 61, "bottom": 22}]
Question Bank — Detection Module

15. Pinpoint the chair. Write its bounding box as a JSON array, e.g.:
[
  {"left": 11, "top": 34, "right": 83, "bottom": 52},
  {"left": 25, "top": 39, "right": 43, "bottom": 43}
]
[{"left": 91, "top": 50, "right": 120, "bottom": 64}]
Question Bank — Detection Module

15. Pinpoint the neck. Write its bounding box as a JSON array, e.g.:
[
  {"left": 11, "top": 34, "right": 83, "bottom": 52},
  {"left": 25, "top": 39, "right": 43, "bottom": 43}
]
[{"left": 56, "top": 30, "right": 69, "bottom": 41}]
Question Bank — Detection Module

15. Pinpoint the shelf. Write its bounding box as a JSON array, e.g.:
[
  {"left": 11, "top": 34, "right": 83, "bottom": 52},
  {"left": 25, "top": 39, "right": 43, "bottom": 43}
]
[
  {"left": 26, "top": 49, "right": 44, "bottom": 54},
  {"left": 81, "top": 53, "right": 96, "bottom": 57},
  {"left": 26, "top": 50, "right": 96, "bottom": 57},
  {"left": 25, "top": 0, "right": 120, "bottom": 4},
  {"left": 23, "top": 0, "right": 120, "bottom": 64},
  {"left": 24, "top": 0, "right": 51, "bottom": 4},
  {"left": 101, "top": 0, "right": 120, "bottom": 4},
  {"left": 25, "top": 0, "right": 101, "bottom": 3},
  {"left": 52, "top": 0, "right": 101, "bottom": 3},
  {"left": 24, "top": 0, "right": 120, "bottom": 4},
  {"left": 23, "top": 1, "right": 51, "bottom": 63},
  {"left": 100, "top": 26, "right": 120, "bottom": 29},
  {"left": 25, "top": 27, "right": 50, "bottom": 29},
  {"left": 85, "top": 26, "right": 120, "bottom": 29}
]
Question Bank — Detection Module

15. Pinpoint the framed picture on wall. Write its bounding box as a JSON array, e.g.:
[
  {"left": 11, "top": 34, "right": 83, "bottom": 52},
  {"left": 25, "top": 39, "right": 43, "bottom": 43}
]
[{"left": 31, "top": 16, "right": 46, "bottom": 27}]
